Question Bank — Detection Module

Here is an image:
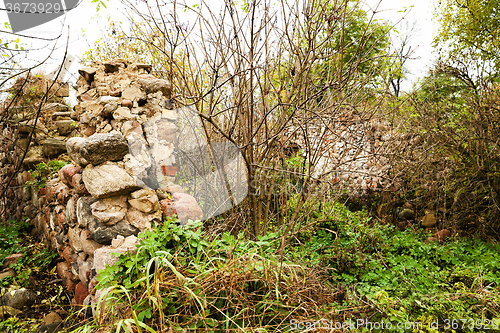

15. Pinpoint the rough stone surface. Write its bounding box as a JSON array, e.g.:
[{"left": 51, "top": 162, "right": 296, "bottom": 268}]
[
  {"left": 58, "top": 165, "right": 80, "bottom": 187},
  {"left": 99, "top": 96, "right": 120, "bottom": 104},
  {"left": 122, "top": 85, "right": 146, "bottom": 102},
  {"left": 66, "top": 137, "right": 88, "bottom": 167},
  {"left": 138, "top": 78, "right": 172, "bottom": 97},
  {"left": 78, "top": 67, "right": 97, "bottom": 83},
  {"left": 121, "top": 99, "right": 133, "bottom": 108},
  {"left": 72, "top": 174, "right": 89, "bottom": 195},
  {"left": 80, "top": 229, "right": 103, "bottom": 255},
  {"left": 91, "top": 195, "right": 128, "bottom": 225},
  {"left": 42, "top": 139, "right": 67, "bottom": 158},
  {"left": 68, "top": 228, "right": 83, "bottom": 252},
  {"left": 88, "top": 219, "right": 139, "bottom": 245},
  {"left": 126, "top": 208, "right": 160, "bottom": 231},
  {"left": 77, "top": 256, "right": 93, "bottom": 288},
  {"left": 80, "top": 132, "right": 129, "bottom": 166},
  {"left": 128, "top": 189, "right": 159, "bottom": 213},
  {"left": 171, "top": 193, "right": 203, "bottom": 224},
  {"left": 93, "top": 235, "right": 139, "bottom": 273},
  {"left": 56, "top": 120, "right": 77, "bottom": 136},
  {"left": 75, "top": 282, "right": 89, "bottom": 307},
  {"left": 82, "top": 163, "right": 140, "bottom": 198},
  {"left": 113, "top": 107, "right": 136, "bottom": 121},
  {"left": 45, "top": 103, "right": 69, "bottom": 112},
  {"left": 76, "top": 197, "right": 98, "bottom": 228},
  {"left": 102, "top": 102, "right": 118, "bottom": 117},
  {"left": 65, "top": 196, "right": 77, "bottom": 225}
]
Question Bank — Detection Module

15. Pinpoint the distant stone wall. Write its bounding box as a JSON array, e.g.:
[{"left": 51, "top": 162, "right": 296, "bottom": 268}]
[{"left": 0, "top": 59, "right": 203, "bottom": 310}]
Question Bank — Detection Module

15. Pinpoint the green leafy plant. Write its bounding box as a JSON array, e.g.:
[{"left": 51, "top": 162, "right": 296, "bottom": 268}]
[
  {"left": 24, "top": 160, "right": 68, "bottom": 189},
  {"left": 0, "top": 219, "right": 30, "bottom": 267},
  {"left": 292, "top": 202, "right": 500, "bottom": 330}
]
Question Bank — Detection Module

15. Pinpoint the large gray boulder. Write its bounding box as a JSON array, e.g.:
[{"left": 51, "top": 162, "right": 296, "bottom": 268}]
[
  {"left": 80, "top": 132, "right": 129, "bottom": 166},
  {"left": 82, "top": 163, "right": 140, "bottom": 198}
]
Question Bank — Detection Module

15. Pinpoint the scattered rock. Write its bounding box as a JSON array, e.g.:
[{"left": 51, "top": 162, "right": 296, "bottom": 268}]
[
  {"left": 0, "top": 306, "right": 22, "bottom": 318},
  {"left": 37, "top": 320, "right": 63, "bottom": 333},
  {"left": 422, "top": 213, "right": 437, "bottom": 228},
  {"left": 3, "top": 253, "right": 23, "bottom": 268},
  {"left": 434, "top": 229, "right": 451, "bottom": 243},
  {"left": 0, "top": 288, "right": 36, "bottom": 309},
  {"left": 42, "top": 311, "right": 62, "bottom": 325},
  {"left": 0, "top": 269, "right": 16, "bottom": 280},
  {"left": 425, "top": 237, "right": 438, "bottom": 244},
  {"left": 80, "top": 132, "right": 129, "bottom": 166},
  {"left": 171, "top": 193, "right": 203, "bottom": 224},
  {"left": 398, "top": 208, "right": 414, "bottom": 220}
]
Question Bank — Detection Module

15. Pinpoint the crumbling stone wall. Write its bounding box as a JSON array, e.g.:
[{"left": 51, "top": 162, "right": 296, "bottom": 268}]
[{"left": 0, "top": 59, "right": 203, "bottom": 310}]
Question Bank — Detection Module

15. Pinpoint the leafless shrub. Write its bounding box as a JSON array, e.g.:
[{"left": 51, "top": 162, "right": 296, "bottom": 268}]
[{"left": 85, "top": 0, "right": 399, "bottom": 241}]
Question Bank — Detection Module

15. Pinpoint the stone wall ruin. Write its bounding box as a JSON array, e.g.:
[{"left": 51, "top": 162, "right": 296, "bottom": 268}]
[{"left": 0, "top": 59, "right": 204, "bottom": 310}]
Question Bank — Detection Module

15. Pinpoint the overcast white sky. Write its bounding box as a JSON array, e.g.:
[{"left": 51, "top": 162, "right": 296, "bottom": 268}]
[{"left": 0, "top": 0, "right": 437, "bottom": 91}]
